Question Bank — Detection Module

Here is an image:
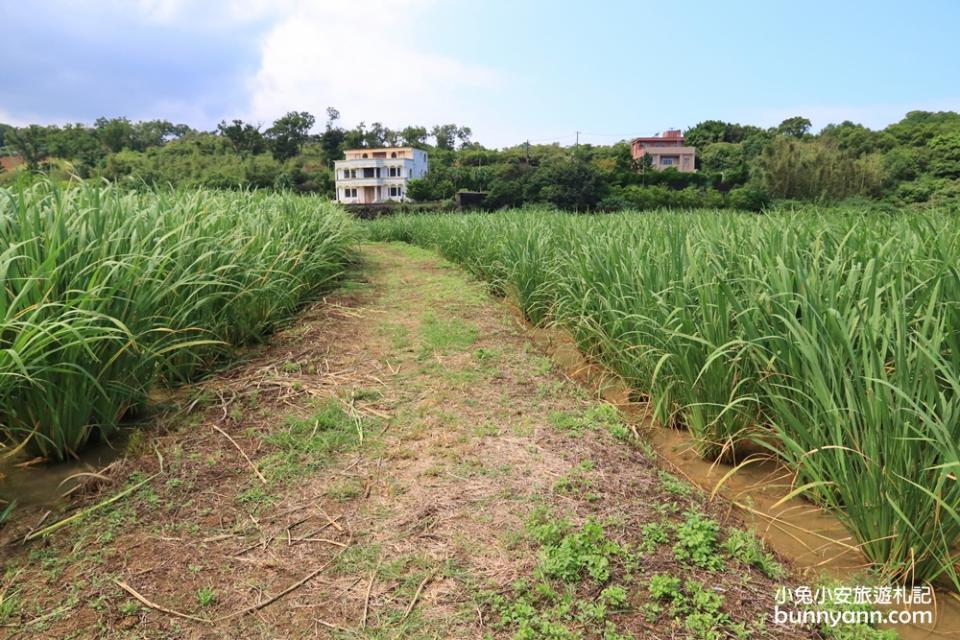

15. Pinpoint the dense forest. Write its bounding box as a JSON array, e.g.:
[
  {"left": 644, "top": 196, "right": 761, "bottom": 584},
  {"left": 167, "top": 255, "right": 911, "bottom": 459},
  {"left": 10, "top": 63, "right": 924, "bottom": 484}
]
[{"left": 2, "top": 108, "right": 959, "bottom": 211}]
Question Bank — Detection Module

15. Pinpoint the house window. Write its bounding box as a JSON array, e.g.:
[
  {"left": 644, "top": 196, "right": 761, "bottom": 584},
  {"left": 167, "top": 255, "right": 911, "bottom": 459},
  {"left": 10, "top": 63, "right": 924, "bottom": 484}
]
[
  {"left": 409, "top": 169, "right": 413, "bottom": 178},
  {"left": 373, "top": 151, "right": 386, "bottom": 158},
  {"left": 362, "top": 153, "right": 368, "bottom": 158},
  {"left": 390, "top": 152, "right": 397, "bottom": 158},
  {"left": 344, "top": 188, "right": 357, "bottom": 198},
  {"left": 661, "top": 157, "right": 673, "bottom": 165},
  {"left": 389, "top": 187, "right": 402, "bottom": 198}
]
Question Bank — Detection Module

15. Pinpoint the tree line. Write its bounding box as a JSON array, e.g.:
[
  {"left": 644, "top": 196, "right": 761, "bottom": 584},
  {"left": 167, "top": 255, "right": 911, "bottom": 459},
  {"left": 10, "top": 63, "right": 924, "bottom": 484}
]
[{"left": 2, "top": 108, "right": 959, "bottom": 210}]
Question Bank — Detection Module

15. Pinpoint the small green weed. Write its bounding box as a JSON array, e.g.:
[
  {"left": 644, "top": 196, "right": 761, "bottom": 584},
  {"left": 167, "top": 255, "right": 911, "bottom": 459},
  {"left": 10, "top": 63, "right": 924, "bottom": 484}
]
[
  {"left": 659, "top": 470, "right": 694, "bottom": 497},
  {"left": 553, "top": 460, "right": 596, "bottom": 497},
  {"left": 261, "top": 401, "right": 362, "bottom": 482},
  {"left": 473, "top": 347, "right": 500, "bottom": 362},
  {"left": 325, "top": 478, "right": 364, "bottom": 501},
  {"left": 639, "top": 522, "right": 670, "bottom": 554},
  {"left": 118, "top": 601, "right": 140, "bottom": 616},
  {"left": 647, "top": 575, "right": 730, "bottom": 640},
  {"left": 485, "top": 511, "right": 634, "bottom": 639},
  {"left": 0, "top": 589, "right": 19, "bottom": 624},
  {"left": 673, "top": 512, "right": 724, "bottom": 570},
  {"left": 419, "top": 312, "right": 476, "bottom": 356},
  {"left": 723, "top": 529, "right": 785, "bottom": 579},
  {"left": 538, "top": 519, "right": 622, "bottom": 583},
  {"left": 196, "top": 587, "right": 216, "bottom": 607}
]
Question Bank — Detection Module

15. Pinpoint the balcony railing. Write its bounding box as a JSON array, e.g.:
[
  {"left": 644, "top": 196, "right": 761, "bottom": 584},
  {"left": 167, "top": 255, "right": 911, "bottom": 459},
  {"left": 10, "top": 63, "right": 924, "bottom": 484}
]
[
  {"left": 335, "top": 158, "right": 414, "bottom": 167},
  {"left": 336, "top": 176, "right": 410, "bottom": 185}
]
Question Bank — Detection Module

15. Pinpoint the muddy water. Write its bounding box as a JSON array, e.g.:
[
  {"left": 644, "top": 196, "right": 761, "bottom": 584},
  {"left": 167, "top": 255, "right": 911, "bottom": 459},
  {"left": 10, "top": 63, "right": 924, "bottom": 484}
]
[
  {"left": 0, "top": 429, "right": 130, "bottom": 509},
  {"left": 522, "top": 320, "right": 960, "bottom": 639}
]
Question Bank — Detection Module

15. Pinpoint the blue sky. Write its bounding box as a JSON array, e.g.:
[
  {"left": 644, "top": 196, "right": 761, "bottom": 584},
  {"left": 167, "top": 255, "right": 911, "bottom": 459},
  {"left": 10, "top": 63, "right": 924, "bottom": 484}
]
[{"left": 2, "top": 0, "right": 959, "bottom": 148}]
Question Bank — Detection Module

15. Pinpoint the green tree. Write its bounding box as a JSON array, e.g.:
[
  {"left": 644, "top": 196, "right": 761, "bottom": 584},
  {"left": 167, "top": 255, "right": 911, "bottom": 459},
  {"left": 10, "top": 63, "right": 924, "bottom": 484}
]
[
  {"left": 776, "top": 116, "right": 812, "bottom": 139},
  {"left": 95, "top": 117, "right": 137, "bottom": 153},
  {"left": 431, "top": 124, "right": 472, "bottom": 150},
  {"left": 928, "top": 133, "right": 960, "bottom": 178},
  {"left": 400, "top": 126, "right": 428, "bottom": 147},
  {"left": 0, "top": 123, "right": 13, "bottom": 149},
  {"left": 527, "top": 157, "right": 606, "bottom": 210},
  {"left": 405, "top": 177, "right": 433, "bottom": 202},
  {"left": 685, "top": 120, "right": 768, "bottom": 148},
  {"left": 365, "top": 122, "right": 395, "bottom": 147},
  {"left": 886, "top": 110, "right": 960, "bottom": 147},
  {"left": 48, "top": 123, "right": 104, "bottom": 174},
  {"left": 882, "top": 146, "right": 922, "bottom": 182},
  {"left": 343, "top": 122, "right": 368, "bottom": 149},
  {"left": 132, "top": 120, "right": 184, "bottom": 150},
  {"left": 633, "top": 152, "right": 655, "bottom": 185},
  {"left": 316, "top": 107, "right": 346, "bottom": 166},
  {"left": 726, "top": 184, "right": 770, "bottom": 211},
  {"left": 684, "top": 120, "right": 729, "bottom": 149},
  {"left": 7, "top": 125, "right": 51, "bottom": 169},
  {"left": 266, "top": 111, "right": 315, "bottom": 161},
  {"left": 217, "top": 119, "right": 266, "bottom": 156},
  {"left": 820, "top": 121, "right": 893, "bottom": 156}
]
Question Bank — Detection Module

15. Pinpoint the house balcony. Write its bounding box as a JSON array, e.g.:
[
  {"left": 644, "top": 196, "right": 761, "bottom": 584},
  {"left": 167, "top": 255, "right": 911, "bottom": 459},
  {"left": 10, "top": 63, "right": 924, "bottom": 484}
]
[
  {"left": 336, "top": 177, "right": 408, "bottom": 187},
  {"left": 335, "top": 158, "right": 413, "bottom": 168}
]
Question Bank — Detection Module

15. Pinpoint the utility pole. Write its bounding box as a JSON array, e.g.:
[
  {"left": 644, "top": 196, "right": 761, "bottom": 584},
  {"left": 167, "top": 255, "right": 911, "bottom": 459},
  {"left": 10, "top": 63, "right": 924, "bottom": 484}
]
[
  {"left": 525, "top": 140, "right": 530, "bottom": 164},
  {"left": 575, "top": 130, "right": 580, "bottom": 149}
]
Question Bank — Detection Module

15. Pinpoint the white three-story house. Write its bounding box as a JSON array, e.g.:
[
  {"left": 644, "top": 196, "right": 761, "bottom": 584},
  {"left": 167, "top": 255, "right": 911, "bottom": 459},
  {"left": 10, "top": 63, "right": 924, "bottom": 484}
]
[{"left": 334, "top": 147, "right": 429, "bottom": 204}]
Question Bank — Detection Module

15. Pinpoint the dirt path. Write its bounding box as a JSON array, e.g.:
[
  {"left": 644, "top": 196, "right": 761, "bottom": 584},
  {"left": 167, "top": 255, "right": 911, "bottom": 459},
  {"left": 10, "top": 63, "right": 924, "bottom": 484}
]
[{"left": 1, "top": 243, "right": 813, "bottom": 639}]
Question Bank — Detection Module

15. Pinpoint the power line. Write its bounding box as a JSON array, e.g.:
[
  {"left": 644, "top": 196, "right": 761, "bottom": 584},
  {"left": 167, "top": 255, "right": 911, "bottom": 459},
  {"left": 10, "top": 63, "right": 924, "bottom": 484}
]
[
  {"left": 579, "top": 131, "right": 649, "bottom": 139},
  {"left": 524, "top": 133, "right": 577, "bottom": 144}
]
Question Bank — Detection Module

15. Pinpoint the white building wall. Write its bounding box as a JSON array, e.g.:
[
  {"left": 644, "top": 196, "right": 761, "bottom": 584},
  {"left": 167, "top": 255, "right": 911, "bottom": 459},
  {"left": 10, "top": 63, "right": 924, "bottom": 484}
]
[{"left": 411, "top": 149, "right": 428, "bottom": 179}]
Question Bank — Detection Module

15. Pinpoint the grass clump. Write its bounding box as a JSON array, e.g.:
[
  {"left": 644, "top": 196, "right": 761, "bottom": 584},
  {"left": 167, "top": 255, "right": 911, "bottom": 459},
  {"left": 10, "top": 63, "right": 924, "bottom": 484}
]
[
  {"left": 418, "top": 312, "right": 476, "bottom": 357},
  {"left": 0, "top": 181, "right": 356, "bottom": 460},
  {"left": 195, "top": 586, "right": 217, "bottom": 607},
  {"left": 260, "top": 401, "right": 362, "bottom": 483},
  {"left": 659, "top": 471, "right": 695, "bottom": 497},
  {"left": 722, "top": 528, "right": 785, "bottom": 579},
  {"left": 368, "top": 208, "right": 960, "bottom": 587}
]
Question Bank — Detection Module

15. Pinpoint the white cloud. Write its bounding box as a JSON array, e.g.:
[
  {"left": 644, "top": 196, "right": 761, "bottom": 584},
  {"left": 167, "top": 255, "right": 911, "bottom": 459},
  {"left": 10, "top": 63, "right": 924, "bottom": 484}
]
[
  {"left": 133, "top": 0, "right": 291, "bottom": 25},
  {"left": 244, "top": 0, "right": 509, "bottom": 139}
]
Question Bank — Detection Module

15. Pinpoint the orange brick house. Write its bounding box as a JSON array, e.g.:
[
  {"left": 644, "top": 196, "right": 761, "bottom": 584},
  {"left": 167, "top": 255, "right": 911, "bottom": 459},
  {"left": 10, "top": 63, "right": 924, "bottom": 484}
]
[
  {"left": 0, "top": 155, "right": 24, "bottom": 172},
  {"left": 630, "top": 130, "right": 696, "bottom": 172}
]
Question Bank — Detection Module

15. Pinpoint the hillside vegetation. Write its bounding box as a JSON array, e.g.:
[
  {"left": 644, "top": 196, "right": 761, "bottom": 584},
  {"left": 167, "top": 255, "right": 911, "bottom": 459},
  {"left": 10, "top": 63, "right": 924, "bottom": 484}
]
[{"left": 2, "top": 110, "right": 960, "bottom": 210}]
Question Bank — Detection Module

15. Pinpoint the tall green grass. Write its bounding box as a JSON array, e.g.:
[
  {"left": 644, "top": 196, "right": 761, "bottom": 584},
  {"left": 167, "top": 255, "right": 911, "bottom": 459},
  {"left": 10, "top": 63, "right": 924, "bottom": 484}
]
[
  {"left": 0, "top": 181, "right": 356, "bottom": 460},
  {"left": 368, "top": 207, "right": 960, "bottom": 588}
]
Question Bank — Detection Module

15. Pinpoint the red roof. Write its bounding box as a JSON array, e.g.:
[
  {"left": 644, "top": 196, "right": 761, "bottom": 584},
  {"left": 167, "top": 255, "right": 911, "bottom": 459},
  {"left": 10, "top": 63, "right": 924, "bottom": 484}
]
[{"left": 632, "top": 129, "right": 684, "bottom": 144}]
